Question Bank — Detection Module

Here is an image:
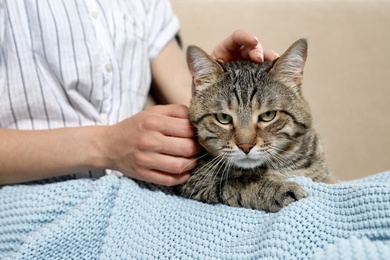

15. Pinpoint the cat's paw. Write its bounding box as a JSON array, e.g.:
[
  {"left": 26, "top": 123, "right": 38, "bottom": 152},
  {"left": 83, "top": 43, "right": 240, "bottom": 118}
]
[{"left": 269, "top": 182, "right": 307, "bottom": 213}]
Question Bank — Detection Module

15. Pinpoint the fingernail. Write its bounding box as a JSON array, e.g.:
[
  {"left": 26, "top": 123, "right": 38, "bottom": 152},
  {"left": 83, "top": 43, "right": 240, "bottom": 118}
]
[
  {"left": 257, "top": 51, "right": 264, "bottom": 62},
  {"left": 250, "top": 34, "right": 259, "bottom": 43}
]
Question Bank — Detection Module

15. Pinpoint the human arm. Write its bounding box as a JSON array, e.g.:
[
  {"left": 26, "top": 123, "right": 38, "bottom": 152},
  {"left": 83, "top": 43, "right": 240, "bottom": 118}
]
[
  {"left": 0, "top": 126, "right": 107, "bottom": 184},
  {"left": 150, "top": 38, "right": 192, "bottom": 106},
  {"left": 0, "top": 104, "right": 198, "bottom": 186}
]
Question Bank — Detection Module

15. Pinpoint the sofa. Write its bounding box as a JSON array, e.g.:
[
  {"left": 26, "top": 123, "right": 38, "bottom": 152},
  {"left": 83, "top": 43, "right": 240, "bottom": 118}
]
[{"left": 171, "top": 0, "right": 390, "bottom": 181}]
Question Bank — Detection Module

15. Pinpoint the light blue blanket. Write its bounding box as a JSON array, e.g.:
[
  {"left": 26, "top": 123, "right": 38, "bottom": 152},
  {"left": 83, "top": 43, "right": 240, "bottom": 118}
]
[{"left": 1, "top": 172, "right": 390, "bottom": 259}]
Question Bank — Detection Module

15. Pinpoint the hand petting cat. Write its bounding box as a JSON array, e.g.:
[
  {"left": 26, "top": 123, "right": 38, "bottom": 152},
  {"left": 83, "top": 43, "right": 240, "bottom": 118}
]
[{"left": 211, "top": 29, "right": 279, "bottom": 63}]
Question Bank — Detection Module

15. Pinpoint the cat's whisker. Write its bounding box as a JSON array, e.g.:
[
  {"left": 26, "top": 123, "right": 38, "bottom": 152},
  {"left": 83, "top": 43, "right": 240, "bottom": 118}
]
[
  {"left": 217, "top": 154, "right": 229, "bottom": 199},
  {"left": 193, "top": 151, "right": 232, "bottom": 200},
  {"left": 191, "top": 156, "right": 221, "bottom": 182},
  {"left": 188, "top": 153, "right": 226, "bottom": 199},
  {"left": 264, "top": 157, "right": 297, "bottom": 182},
  {"left": 219, "top": 154, "right": 234, "bottom": 199},
  {"left": 266, "top": 146, "right": 307, "bottom": 177},
  {"left": 194, "top": 154, "right": 224, "bottom": 176},
  {"left": 179, "top": 153, "right": 210, "bottom": 174},
  {"left": 206, "top": 153, "right": 230, "bottom": 198},
  {"left": 187, "top": 155, "right": 220, "bottom": 187},
  {"left": 212, "top": 153, "right": 229, "bottom": 179},
  {"left": 266, "top": 149, "right": 295, "bottom": 170},
  {"left": 191, "top": 152, "right": 222, "bottom": 173},
  {"left": 263, "top": 146, "right": 292, "bottom": 169}
]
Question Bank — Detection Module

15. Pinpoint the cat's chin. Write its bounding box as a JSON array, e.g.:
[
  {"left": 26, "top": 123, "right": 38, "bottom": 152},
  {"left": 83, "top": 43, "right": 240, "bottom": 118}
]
[{"left": 233, "top": 157, "right": 266, "bottom": 169}]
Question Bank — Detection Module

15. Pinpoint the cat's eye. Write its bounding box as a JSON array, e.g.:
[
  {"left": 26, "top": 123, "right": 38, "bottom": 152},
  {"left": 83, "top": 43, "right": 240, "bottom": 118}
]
[
  {"left": 259, "top": 111, "right": 276, "bottom": 122},
  {"left": 215, "top": 113, "right": 233, "bottom": 125}
]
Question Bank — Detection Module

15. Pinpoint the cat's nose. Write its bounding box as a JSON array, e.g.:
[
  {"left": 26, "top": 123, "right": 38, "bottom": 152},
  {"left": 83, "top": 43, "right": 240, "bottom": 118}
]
[{"left": 238, "top": 143, "right": 254, "bottom": 154}]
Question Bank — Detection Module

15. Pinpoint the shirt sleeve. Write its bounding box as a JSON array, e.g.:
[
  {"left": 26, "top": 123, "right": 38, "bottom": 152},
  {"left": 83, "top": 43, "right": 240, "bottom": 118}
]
[{"left": 145, "top": 0, "right": 180, "bottom": 60}]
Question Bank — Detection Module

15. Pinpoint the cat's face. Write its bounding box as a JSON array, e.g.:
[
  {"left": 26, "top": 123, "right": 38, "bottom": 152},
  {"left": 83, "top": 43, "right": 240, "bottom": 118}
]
[{"left": 187, "top": 39, "right": 312, "bottom": 170}]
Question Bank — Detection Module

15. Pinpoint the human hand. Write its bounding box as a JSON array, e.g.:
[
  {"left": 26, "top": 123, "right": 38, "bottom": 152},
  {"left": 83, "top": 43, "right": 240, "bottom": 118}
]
[
  {"left": 211, "top": 29, "right": 279, "bottom": 63},
  {"left": 104, "top": 104, "right": 200, "bottom": 186}
]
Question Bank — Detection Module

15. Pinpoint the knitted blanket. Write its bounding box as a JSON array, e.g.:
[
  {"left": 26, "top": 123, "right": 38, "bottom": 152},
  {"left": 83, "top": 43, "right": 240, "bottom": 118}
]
[{"left": 1, "top": 172, "right": 390, "bottom": 259}]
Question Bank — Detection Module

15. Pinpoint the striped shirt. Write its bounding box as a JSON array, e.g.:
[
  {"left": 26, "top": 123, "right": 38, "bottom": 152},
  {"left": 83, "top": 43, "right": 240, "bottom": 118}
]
[{"left": 0, "top": 0, "right": 180, "bottom": 179}]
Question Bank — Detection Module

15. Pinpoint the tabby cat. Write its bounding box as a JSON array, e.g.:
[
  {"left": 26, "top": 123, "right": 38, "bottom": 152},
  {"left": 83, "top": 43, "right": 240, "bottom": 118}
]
[{"left": 180, "top": 38, "right": 333, "bottom": 213}]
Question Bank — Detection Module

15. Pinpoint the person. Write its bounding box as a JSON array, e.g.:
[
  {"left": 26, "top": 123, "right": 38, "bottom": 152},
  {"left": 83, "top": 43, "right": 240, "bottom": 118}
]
[{"left": 0, "top": 0, "right": 278, "bottom": 186}]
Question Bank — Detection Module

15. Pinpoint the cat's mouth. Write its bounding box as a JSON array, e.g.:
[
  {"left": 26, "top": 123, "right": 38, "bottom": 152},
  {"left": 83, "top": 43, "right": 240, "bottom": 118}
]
[{"left": 233, "top": 154, "right": 267, "bottom": 169}]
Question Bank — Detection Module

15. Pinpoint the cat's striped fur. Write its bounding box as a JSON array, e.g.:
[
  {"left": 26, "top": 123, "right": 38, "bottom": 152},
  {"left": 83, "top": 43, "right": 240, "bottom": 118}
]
[{"left": 180, "top": 39, "right": 333, "bottom": 212}]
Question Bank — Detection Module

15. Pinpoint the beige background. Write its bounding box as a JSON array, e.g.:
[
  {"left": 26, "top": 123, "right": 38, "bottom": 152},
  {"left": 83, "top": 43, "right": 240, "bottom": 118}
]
[{"left": 170, "top": 0, "right": 390, "bottom": 181}]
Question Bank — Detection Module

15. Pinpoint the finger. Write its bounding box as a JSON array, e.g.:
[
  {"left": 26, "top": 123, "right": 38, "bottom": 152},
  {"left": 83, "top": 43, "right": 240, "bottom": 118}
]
[
  {"left": 138, "top": 152, "right": 198, "bottom": 174},
  {"left": 138, "top": 132, "right": 200, "bottom": 157},
  {"left": 211, "top": 30, "right": 259, "bottom": 62},
  {"left": 145, "top": 105, "right": 195, "bottom": 138},
  {"left": 159, "top": 136, "right": 201, "bottom": 157},
  {"left": 147, "top": 104, "right": 189, "bottom": 119},
  {"left": 156, "top": 116, "right": 196, "bottom": 138},
  {"left": 245, "top": 44, "right": 265, "bottom": 63},
  {"left": 264, "top": 49, "right": 280, "bottom": 61},
  {"left": 224, "top": 29, "right": 259, "bottom": 51}
]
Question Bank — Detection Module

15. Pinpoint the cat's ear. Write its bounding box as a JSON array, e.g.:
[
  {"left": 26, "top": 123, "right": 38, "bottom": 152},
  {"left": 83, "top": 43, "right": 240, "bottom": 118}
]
[
  {"left": 269, "top": 38, "right": 308, "bottom": 91},
  {"left": 187, "top": 45, "right": 224, "bottom": 88}
]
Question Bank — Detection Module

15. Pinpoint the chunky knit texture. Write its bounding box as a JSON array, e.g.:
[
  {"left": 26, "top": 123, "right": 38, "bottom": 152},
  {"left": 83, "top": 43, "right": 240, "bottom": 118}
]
[{"left": 1, "top": 172, "right": 390, "bottom": 259}]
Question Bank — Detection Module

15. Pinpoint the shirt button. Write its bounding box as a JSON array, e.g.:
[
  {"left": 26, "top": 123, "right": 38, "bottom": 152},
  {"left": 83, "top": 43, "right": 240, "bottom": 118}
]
[
  {"left": 91, "top": 11, "right": 99, "bottom": 19},
  {"left": 105, "top": 63, "right": 112, "bottom": 73}
]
